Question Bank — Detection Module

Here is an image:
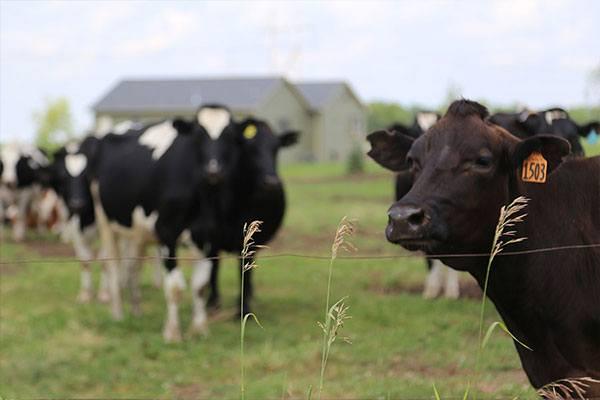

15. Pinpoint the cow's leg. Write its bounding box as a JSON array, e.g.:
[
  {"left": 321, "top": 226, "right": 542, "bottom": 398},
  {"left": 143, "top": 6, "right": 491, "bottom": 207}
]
[
  {"left": 162, "top": 245, "right": 186, "bottom": 343},
  {"left": 13, "top": 189, "right": 32, "bottom": 241},
  {"left": 97, "top": 245, "right": 111, "bottom": 303},
  {"left": 239, "top": 257, "right": 254, "bottom": 317},
  {"left": 69, "top": 216, "right": 94, "bottom": 303},
  {"left": 78, "top": 262, "right": 93, "bottom": 303},
  {"left": 423, "top": 259, "right": 444, "bottom": 299},
  {"left": 122, "top": 238, "right": 144, "bottom": 316},
  {"left": 207, "top": 249, "right": 221, "bottom": 311},
  {"left": 91, "top": 182, "right": 123, "bottom": 320},
  {"left": 117, "top": 237, "right": 131, "bottom": 289},
  {"left": 443, "top": 266, "right": 460, "bottom": 299},
  {"left": 152, "top": 248, "right": 163, "bottom": 288},
  {"left": 190, "top": 249, "right": 212, "bottom": 336}
]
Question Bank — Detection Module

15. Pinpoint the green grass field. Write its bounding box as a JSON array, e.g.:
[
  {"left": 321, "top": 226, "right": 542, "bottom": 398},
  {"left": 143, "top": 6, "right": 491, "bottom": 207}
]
[{"left": 8, "top": 148, "right": 600, "bottom": 399}]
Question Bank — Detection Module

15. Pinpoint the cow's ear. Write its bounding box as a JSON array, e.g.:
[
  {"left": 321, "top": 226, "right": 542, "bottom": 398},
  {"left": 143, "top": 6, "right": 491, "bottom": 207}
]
[
  {"left": 279, "top": 130, "right": 300, "bottom": 148},
  {"left": 511, "top": 135, "right": 571, "bottom": 176},
  {"left": 53, "top": 147, "right": 67, "bottom": 160},
  {"left": 35, "top": 165, "right": 54, "bottom": 188},
  {"left": 578, "top": 121, "right": 599, "bottom": 138},
  {"left": 172, "top": 118, "right": 195, "bottom": 134},
  {"left": 388, "top": 123, "right": 411, "bottom": 137},
  {"left": 367, "top": 130, "right": 414, "bottom": 172}
]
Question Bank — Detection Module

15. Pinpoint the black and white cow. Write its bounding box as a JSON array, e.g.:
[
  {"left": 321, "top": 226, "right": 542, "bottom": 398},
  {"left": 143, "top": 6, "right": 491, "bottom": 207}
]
[
  {"left": 88, "top": 105, "right": 239, "bottom": 342},
  {"left": 389, "top": 112, "right": 460, "bottom": 299},
  {"left": 193, "top": 117, "right": 299, "bottom": 316},
  {"left": 489, "top": 108, "right": 599, "bottom": 157},
  {"left": 0, "top": 143, "right": 51, "bottom": 241},
  {"left": 48, "top": 139, "right": 111, "bottom": 303}
]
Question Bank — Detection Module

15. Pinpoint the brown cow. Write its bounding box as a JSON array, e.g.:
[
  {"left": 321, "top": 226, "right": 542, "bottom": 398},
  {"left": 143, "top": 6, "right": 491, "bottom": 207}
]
[{"left": 367, "top": 99, "right": 600, "bottom": 394}]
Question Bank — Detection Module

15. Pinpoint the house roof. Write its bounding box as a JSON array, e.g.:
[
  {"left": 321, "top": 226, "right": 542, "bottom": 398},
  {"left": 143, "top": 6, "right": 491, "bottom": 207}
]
[
  {"left": 92, "top": 77, "right": 285, "bottom": 113},
  {"left": 92, "top": 76, "right": 363, "bottom": 114},
  {"left": 294, "top": 82, "right": 345, "bottom": 110}
]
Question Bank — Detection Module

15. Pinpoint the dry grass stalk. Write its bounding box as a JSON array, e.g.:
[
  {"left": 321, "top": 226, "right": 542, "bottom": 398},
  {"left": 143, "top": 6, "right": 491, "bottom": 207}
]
[
  {"left": 537, "top": 377, "right": 600, "bottom": 400},
  {"left": 317, "top": 216, "right": 356, "bottom": 400},
  {"left": 470, "top": 197, "right": 530, "bottom": 399},
  {"left": 331, "top": 216, "right": 357, "bottom": 260},
  {"left": 241, "top": 220, "right": 265, "bottom": 272},
  {"left": 318, "top": 297, "right": 352, "bottom": 347},
  {"left": 240, "top": 220, "right": 264, "bottom": 400}
]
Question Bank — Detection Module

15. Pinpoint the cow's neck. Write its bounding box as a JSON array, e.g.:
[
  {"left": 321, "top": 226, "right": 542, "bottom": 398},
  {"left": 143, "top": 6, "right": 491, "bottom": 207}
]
[{"left": 460, "top": 157, "right": 600, "bottom": 387}]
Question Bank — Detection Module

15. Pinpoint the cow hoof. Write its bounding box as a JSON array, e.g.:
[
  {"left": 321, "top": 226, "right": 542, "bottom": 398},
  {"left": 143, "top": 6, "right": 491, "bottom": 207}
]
[
  {"left": 163, "top": 325, "right": 182, "bottom": 343},
  {"left": 131, "top": 305, "right": 142, "bottom": 317},
  {"left": 207, "top": 298, "right": 221, "bottom": 313},
  {"left": 422, "top": 289, "right": 439, "bottom": 299},
  {"left": 189, "top": 321, "right": 209, "bottom": 338},
  {"left": 77, "top": 291, "right": 93, "bottom": 304},
  {"left": 111, "top": 308, "right": 124, "bottom": 321},
  {"left": 97, "top": 290, "right": 111, "bottom": 303},
  {"left": 444, "top": 289, "right": 460, "bottom": 300}
]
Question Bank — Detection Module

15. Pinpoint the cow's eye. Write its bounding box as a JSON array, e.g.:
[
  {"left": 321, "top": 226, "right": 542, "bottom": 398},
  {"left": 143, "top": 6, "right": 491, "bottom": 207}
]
[{"left": 474, "top": 156, "right": 493, "bottom": 168}]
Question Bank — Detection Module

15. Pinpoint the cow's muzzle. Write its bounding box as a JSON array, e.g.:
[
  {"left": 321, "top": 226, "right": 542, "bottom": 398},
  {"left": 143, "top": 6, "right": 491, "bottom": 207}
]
[{"left": 386, "top": 204, "right": 433, "bottom": 248}]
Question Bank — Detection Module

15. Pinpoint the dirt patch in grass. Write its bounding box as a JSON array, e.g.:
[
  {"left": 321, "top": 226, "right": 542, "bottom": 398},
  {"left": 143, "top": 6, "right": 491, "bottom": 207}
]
[
  {"left": 368, "top": 275, "right": 483, "bottom": 300},
  {"left": 24, "top": 238, "right": 74, "bottom": 258},
  {"left": 288, "top": 172, "right": 388, "bottom": 185},
  {"left": 330, "top": 193, "right": 391, "bottom": 205},
  {"left": 171, "top": 383, "right": 207, "bottom": 399},
  {"left": 0, "top": 262, "right": 22, "bottom": 276}
]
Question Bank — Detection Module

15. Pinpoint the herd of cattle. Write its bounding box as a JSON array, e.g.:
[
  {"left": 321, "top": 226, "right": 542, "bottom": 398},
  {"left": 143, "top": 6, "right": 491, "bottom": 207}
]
[
  {"left": 1, "top": 105, "right": 299, "bottom": 342},
  {"left": 1, "top": 100, "right": 599, "bottom": 393}
]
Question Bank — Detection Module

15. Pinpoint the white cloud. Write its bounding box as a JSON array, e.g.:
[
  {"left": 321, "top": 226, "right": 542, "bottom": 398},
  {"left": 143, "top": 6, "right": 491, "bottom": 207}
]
[{"left": 113, "top": 9, "right": 198, "bottom": 57}]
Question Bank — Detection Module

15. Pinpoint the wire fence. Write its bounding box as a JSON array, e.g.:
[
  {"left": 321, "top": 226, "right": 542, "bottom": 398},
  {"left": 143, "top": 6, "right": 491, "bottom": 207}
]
[{"left": 1, "top": 243, "right": 599, "bottom": 266}]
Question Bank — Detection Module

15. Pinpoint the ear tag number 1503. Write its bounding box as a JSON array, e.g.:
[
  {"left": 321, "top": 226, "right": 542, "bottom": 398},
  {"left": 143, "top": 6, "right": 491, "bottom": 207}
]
[{"left": 521, "top": 151, "right": 547, "bottom": 183}]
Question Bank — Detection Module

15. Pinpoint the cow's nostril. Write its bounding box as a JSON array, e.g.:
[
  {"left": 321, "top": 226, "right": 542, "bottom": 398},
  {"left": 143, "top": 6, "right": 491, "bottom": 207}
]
[{"left": 407, "top": 209, "right": 425, "bottom": 227}]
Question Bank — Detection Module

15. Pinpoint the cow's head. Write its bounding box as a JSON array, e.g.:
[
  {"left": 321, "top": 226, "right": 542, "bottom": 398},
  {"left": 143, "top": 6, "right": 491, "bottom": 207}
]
[
  {"left": 516, "top": 109, "right": 584, "bottom": 156},
  {"left": 236, "top": 117, "right": 299, "bottom": 190},
  {"left": 48, "top": 139, "right": 96, "bottom": 215},
  {"left": 174, "top": 105, "right": 240, "bottom": 186},
  {"left": 368, "top": 99, "right": 570, "bottom": 256},
  {"left": 0, "top": 144, "right": 49, "bottom": 189}
]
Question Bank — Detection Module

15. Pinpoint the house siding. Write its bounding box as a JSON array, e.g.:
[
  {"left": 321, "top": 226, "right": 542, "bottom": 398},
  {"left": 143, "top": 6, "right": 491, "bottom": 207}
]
[{"left": 93, "top": 79, "right": 365, "bottom": 164}]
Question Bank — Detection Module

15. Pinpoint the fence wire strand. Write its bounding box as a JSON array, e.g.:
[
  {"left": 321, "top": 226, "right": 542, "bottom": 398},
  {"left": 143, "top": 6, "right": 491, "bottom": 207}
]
[{"left": 1, "top": 243, "right": 599, "bottom": 266}]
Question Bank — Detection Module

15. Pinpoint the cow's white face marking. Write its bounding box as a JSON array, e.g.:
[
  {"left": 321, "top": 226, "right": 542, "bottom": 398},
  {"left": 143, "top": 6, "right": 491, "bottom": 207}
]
[
  {"left": 1, "top": 144, "right": 22, "bottom": 184},
  {"left": 416, "top": 112, "right": 439, "bottom": 131},
  {"left": 113, "top": 120, "right": 136, "bottom": 135},
  {"left": 138, "top": 121, "right": 177, "bottom": 160},
  {"left": 65, "top": 154, "right": 88, "bottom": 177},
  {"left": 545, "top": 110, "right": 568, "bottom": 125},
  {"left": 197, "top": 108, "right": 231, "bottom": 139}
]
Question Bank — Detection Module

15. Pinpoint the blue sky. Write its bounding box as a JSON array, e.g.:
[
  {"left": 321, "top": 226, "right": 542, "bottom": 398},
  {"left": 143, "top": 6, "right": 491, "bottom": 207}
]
[{"left": 1, "top": 0, "right": 599, "bottom": 141}]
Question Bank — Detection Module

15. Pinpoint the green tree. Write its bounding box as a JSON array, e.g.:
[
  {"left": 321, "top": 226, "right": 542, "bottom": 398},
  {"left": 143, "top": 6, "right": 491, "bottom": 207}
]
[
  {"left": 367, "top": 101, "right": 413, "bottom": 131},
  {"left": 32, "top": 97, "right": 74, "bottom": 154}
]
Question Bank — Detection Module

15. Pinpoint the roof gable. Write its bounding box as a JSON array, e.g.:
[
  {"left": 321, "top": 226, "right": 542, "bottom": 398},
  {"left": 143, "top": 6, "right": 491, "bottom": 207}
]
[
  {"left": 93, "top": 77, "right": 285, "bottom": 113},
  {"left": 295, "top": 81, "right": 364, "bottom": 112}
]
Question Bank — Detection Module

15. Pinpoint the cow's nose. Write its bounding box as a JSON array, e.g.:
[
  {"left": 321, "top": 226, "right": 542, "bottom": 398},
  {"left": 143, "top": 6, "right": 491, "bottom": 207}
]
[
  {"left": 262, "top": 175, "right": 281, "bottom": 189},
  {"left": 69, "top": 198, "right": 85, "bottom": 213},
  {"left": 205, "top": 159, "right": 222, "bottom": 184},
  {"left": 386, "top": 204, "right": 430, "bottom": 242}
]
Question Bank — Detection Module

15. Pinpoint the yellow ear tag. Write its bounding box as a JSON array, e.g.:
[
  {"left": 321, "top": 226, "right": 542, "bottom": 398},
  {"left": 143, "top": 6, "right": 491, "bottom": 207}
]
[
  {"left": 521, "top": 151, "right": 547, "bottom": 183},
  {"left": 243, "top": 125, "right": 257, "bottom": 140}
]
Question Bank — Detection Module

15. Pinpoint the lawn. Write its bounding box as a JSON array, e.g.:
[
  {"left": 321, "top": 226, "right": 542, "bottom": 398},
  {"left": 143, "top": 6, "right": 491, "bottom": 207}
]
[{"left": 0, "top": 157, "right": 561, "bottom": 399}]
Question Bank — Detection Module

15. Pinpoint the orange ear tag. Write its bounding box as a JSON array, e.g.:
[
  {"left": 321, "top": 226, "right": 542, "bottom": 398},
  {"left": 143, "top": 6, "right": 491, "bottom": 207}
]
[{"left": 521, "top": 151, "right": 547, "bottom": 183}]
